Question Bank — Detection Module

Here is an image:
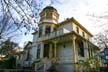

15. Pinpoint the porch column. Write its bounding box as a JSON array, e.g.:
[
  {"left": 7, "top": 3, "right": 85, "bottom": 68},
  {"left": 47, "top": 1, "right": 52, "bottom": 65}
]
[
  {"left": 72, "top": 36, "right": 77, "bottom": 63},
  {"left": 84, "top": 41, "right": 88, "bottom": 58},
  {"left": 86, "top": 42, "right": 90, "bottom": 58},
  {"left": 90, "top": 45, "right": 93, "bottom": 58},
  {"left": 88, "top": 43, "right": 91, "bottom": 58},
  {"left": 40, "top": 42, "right": 44, "bottom": 58},
  {"left": 43, "top": 26, "right": 46, "bottom": 35},
  {"left": 54, "top": 41, "right": 57, "bottom": 61},
  {"left": 97, "top": 50, "right": 101, "bottom": 65},
  {"left": 49, "top": 43, "right": 53, "bottom": 59},
  {"left": 72, "top": 35, "right": 78, "bottom": 72}
]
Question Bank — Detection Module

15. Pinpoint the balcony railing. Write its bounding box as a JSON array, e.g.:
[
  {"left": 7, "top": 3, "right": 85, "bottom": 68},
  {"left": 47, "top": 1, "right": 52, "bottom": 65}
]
[{"left": 37, "top": 28, "right": 70, "bottom": 41}]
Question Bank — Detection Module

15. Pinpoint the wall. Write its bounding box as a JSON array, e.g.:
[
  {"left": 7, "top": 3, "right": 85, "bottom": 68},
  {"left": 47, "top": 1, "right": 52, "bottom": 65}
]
[
  {"left": 58, "top": 22, "right": 72, "bottom": 32},
  {"left": 30, "top": 47, "right": 37, "bottom": 63},
  {"left": 57, "top": 42, "right": 74, "bottom": 63},
  {"left": 42, "top": 19, "right": 57, "bottom": 24},
  {"left": 72, "top": 22, "right": 91, "bottom": 40},
  {"left": 56, "top": 64, "right": 74, "bottom": 72},
  {"left": 33, "top": 34, "right": 38, "bottom": 42}
]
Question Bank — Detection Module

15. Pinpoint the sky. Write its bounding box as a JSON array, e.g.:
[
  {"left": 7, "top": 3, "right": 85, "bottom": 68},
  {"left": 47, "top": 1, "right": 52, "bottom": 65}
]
[{"left": 19, "top": 0, "right": 108, "bottom": 47}]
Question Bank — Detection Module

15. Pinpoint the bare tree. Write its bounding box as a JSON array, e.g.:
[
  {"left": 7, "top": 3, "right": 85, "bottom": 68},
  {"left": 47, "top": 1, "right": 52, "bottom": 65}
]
[
  {"left": 0, "top": 0, "right": 57, "bottom": 44},
  {"left": 0, "top": 0, "right": 60, "bottom": 41},
  {"left": 93, "top": 30, "right": 108, "bottom": 49},
  {"left": 0, "top": 0, "right": 42, "bottom": 41}
]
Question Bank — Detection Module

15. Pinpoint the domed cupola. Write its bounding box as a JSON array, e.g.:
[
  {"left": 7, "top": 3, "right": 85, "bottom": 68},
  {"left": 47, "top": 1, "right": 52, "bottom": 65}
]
[
  {"left": 43, "top": 6, "right": 57, "bottom": 12},
  {"left": 39, "top": 6, "right": 59, "bottom": 24}
]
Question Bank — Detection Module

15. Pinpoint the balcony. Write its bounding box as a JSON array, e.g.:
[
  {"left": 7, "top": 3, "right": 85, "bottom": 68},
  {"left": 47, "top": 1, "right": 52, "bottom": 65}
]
[{"left": 37, "top": 28, "right": 71, "bottom": 42}]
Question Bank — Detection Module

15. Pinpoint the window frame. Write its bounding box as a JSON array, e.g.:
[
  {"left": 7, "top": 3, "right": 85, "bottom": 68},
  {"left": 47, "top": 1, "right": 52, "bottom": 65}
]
[
  {"left": 39, "top": 26, "right": 43, "bottom": 37},
  {"left": 76, "top": 27, "right": 79, "bottom": 33},
  {"left": 37, "top": 44, "right": 41, "bottom": 59},
  {"left": 82, "top": 32, "right": 85, "bottom": 37}
]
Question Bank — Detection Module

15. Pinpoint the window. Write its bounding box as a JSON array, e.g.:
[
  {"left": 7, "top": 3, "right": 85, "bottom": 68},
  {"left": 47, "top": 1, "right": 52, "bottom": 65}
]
[
  {"left": 45, "top": 26, "right": 51, "bottom": 35},
  {"left": 44, "top": 44, "right": 49, "bottom": 58},
  {"left": 82, "top": 32, "right": 85, "bottom": 37},
  {"left": 63, "top": 45, "right": 66, "bottom": 48},
  {"left": 78, "top": 41, "right": 84, "bottom": 57},
  {"left": 76, "top": 27, "right": 79, "bottom": 33},
  {"left": 26, "top": 51, "right": 30, "bottom": 61},
  {"left": 46, "top": 13, "right": 52, "bottom": 17},
  {"left": 90, "top": 48, "right": 93, "bottom": 57},
  {"left": 88, "top": 44, "right": 91, "bottom": 58},
  {"left": 37, "top": 44, "right": 41, "bottom": 59},
  {"left": 39, "top": 26, "right": 43, "bottom": 37}
]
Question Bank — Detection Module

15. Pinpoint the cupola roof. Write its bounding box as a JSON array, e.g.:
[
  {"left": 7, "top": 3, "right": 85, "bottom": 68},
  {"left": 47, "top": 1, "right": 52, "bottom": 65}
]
[{"left": 43, "top": 6, "right": 57, "bottom": 12}]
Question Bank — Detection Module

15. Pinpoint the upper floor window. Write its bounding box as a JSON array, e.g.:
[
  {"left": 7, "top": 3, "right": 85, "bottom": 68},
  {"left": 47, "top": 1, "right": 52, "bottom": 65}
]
[
  {"left": 76, "top": 27, "right": 79, "bottom": 33},
  {"left": 82, "top": 32, "right": 85, "bottom": 37},
  {"left": 39, "top": 26, "right": 43, "bottom": 37},
  {"left": 45, "top": 26, "right": 51, "bottom": 35}
]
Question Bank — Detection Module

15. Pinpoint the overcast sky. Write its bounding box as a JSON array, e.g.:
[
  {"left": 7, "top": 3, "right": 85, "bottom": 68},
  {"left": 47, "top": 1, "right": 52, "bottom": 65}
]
[{"left": 19, "top": 0, "right": 108, "bottom": 47}]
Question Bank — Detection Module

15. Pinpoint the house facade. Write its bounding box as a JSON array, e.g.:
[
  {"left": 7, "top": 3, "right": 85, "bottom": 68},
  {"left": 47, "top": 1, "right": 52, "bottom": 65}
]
[{"left": 32, "top": 6, "right": 99, "bottom": 71}]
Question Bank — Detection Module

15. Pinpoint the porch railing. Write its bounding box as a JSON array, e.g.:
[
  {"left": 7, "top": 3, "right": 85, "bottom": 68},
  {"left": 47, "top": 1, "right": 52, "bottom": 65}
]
[{"left": 37, "top": 28, "right": 70, "bottom": 41}]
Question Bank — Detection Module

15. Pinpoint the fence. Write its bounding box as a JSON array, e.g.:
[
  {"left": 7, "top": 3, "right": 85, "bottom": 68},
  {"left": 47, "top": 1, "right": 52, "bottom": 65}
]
[{"left": 0, "top": 69, "right": 36, "bottom": 72}]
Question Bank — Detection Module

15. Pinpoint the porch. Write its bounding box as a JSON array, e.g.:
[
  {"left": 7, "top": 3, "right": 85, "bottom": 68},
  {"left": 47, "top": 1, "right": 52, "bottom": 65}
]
[{"left": 35, "top": 31, "right": 92, "bottom": 72}]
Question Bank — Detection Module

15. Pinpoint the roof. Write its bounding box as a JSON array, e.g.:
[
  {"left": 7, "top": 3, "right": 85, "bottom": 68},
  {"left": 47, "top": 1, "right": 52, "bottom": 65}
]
[
  {"left": 58, "top": 17, "right": 93, "bottom": 37},
  {"left": 43, "top": 6, "right": 57, "bottom": 12},
  {"left": 32, "top": 31, "right": 38, "bottom": 35}
]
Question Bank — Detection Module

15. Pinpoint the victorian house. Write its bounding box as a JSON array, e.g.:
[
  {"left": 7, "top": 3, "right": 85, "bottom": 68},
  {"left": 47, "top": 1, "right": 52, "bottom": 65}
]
[{"left": 32, "top": 6, "right": 100, "bottom": 71}]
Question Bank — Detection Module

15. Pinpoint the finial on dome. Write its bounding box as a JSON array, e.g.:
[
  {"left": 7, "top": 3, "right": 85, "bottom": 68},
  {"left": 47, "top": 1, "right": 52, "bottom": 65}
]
[{"left": 49, "top": 0, "right": 53, "bottom": 6}]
